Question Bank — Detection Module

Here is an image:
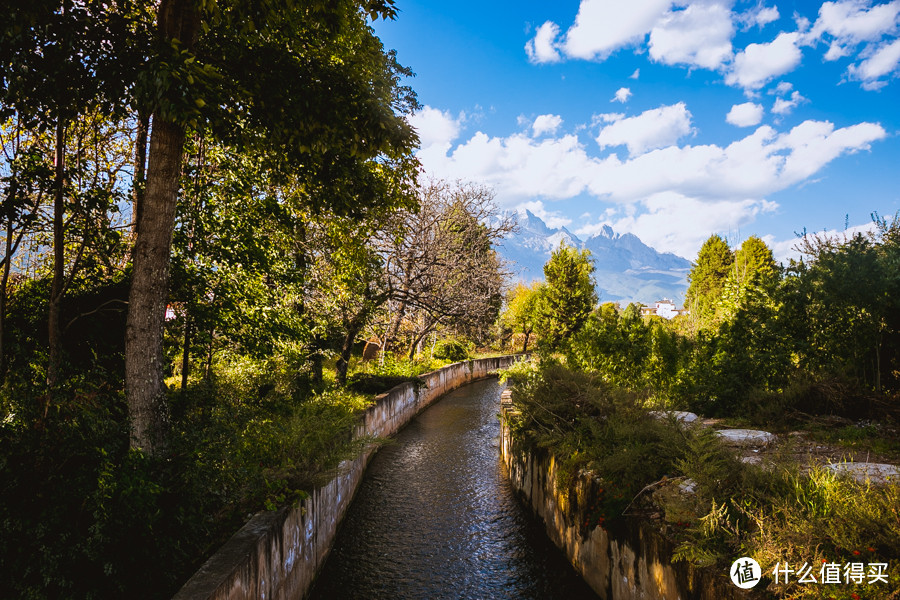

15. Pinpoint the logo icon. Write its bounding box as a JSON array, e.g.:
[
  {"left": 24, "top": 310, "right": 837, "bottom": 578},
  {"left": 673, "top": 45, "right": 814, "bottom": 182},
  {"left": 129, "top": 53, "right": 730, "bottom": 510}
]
[{"left": 730, "top": 557, "right": 762, "bottom": 589}]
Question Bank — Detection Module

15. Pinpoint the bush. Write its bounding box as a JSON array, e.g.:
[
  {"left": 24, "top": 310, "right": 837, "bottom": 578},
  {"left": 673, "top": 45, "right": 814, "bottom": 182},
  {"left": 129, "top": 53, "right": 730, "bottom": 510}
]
[
  {"left": 432, "top": 339, "right": 470, "bottom": 362},
  {"left": 503, "top": 360, "right": 688, "bottom": 520}
]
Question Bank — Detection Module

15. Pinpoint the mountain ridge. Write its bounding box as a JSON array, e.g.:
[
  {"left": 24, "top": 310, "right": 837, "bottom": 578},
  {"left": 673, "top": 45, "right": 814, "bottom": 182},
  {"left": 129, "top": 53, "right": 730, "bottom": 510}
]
[{"left": 498, "top": 210, "right": 692, "bottom": 305}]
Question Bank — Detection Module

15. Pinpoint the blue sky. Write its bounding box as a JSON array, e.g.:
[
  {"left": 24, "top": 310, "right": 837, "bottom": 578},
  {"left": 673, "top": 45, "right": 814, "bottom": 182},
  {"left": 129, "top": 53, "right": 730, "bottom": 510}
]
[{"left": 374, "top": 0, "right": 900, "bottom": 261}]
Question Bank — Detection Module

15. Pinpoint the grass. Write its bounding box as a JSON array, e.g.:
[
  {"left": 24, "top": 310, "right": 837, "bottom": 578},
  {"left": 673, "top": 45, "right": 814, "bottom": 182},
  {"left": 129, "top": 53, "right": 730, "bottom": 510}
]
[{"left": 502, "top": 358, "right": 900, "bottom": 600}]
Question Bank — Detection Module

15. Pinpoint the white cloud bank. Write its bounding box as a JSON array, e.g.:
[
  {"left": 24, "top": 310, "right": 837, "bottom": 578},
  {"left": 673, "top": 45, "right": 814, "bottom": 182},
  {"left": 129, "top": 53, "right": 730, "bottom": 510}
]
[{"left": 412, "top": 104, "right": 886, "bottom": 257}]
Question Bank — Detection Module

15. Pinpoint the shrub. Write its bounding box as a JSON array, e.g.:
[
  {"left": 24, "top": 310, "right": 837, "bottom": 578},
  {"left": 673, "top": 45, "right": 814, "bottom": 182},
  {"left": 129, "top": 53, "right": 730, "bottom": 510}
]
[{"left": 432, "top": 339, "right": 470, "bottom": 362}]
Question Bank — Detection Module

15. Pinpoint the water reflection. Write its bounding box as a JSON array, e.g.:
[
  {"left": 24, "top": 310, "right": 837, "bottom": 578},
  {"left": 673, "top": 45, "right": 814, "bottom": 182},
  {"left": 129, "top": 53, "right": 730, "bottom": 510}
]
[{"left": 308, "top": 379, "right": 599, "bottom": 600}]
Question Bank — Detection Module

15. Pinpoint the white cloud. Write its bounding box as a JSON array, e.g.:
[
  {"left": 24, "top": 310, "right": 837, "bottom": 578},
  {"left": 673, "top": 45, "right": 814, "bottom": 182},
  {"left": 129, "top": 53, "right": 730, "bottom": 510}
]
[
  {"left": 848, "top": 38, "right": 900, "bottom": 88},
  {"left": 810, "top": 1, "right": 900, "bottom": 55},
  {"left": 629, "top": 68, "right": 641, "bottom": 79},
  {"left": 414, "top": 107, "right": 887, "bottom": 257},
  {"left": 726, "top": 101, "right": 764, "bottom": 126},
  {"left": 612, "top": 87, "right": 633, "bottom": 103},
  {"left": 736, "top": 4, "right": 780, "bottom": 29},
  {"left": 418, "top": 116, "right": 885, "bottom": 206},
  {"left": 517, "top": 200, "right": 573, "bottom": 229},
  {"left": 773, "top": 119, "right": 887, "bottom": 181},
  {"left": 532, "top": 114, "right": 564, "bottom": 136},
  {"left": 596, "top": 102, "right": 694, "bottom": 155},
  {"left": 525, "top": 21, "right": 563, "bottom": 64},
  {"left": 649, "top": 2, "right": 735, "bottom": 69},
  {"left": 561, "top": 0, "right": 673, "bottom": 60},
  {"left": 772, "top": 81, "right": 794, "bottom": 94},
  {"left": 726, "top": 32, "right": 803, "bottom": 89},
  {"left": 756, "top": 6, "right": 780, "bottom": 27},
  {"left": 772, "top": 90, "right": 807, "bottom": 114},
  {"left": 409, "top": 106, "right": 462, "bottom": 149}
]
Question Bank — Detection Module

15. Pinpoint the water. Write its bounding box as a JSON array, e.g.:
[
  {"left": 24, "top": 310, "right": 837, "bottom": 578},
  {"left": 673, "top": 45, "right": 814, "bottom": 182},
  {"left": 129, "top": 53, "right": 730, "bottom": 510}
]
[{"left": 308, "top": 379, "right": 599, "bottom": 600}]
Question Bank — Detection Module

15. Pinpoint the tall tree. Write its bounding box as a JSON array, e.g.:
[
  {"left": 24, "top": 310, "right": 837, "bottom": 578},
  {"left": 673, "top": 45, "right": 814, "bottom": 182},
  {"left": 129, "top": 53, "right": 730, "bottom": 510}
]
[
  {"left": 685, "top": 234, "right": 734, "bottom": 328},
  {"left": 1, "top": 1, "right": 146, "bottom": 388},
  {"left": 126, "top": 0, "right": 417, "bottom": 454},
  {"left": 378, "top": 179, "right": 513, "bottom": 359},
  {"left": 536, "top": 241, "right": 597, "bottom": 351}
]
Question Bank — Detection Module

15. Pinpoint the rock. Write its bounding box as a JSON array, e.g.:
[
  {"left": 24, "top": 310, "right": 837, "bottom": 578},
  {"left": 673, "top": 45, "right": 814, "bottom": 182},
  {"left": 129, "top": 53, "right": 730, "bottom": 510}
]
[
  {"left": 678, "top": 478, "right": 697, "bottom": 494},
  {"left": 715, "top": 429, "right": 776, "bottom": 447},
  {"left": 649, "top": 410, "right": 699, "bottom": 424},
  {"left": 827, "top": 462, "right": 900, "bottom": 485}
]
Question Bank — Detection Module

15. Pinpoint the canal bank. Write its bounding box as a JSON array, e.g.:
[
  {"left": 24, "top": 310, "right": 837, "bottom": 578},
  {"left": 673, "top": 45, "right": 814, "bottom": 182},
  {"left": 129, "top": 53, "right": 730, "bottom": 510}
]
[
  {"left": 173, "top": 356, "right": 521, "bottom": 600},
  {"left": 499, "top": 390, "right": 752, "bottom": 600}
]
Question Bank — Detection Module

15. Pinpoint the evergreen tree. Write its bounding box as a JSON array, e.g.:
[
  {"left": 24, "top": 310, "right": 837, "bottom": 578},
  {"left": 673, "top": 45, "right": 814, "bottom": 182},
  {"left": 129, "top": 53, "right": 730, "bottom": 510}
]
[
  {"left": 685, "top": 234, "right": 734, "bottom": 327},
  {"left": 536, "top": 242, "right": 597, "bottom": 350}
]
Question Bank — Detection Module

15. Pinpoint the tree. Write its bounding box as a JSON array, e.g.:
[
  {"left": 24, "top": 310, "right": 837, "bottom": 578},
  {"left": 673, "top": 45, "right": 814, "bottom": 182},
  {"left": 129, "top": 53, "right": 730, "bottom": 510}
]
[
  {"left": 719, "top": 236, "right": 779, "bottom": 321},
  {"left": 536, "top": 241, "right": 597, "bottom": 350},
  {"left": 126, "top": 0, "right": 418, "bottom": 454},
  {"left": 378, "top": 179, "right": 514, "bottom": 358},
  {"left": 1, "top": 1, "right": 148, "bottom": 388},
  {"left": 685, "top": 234, "right": 734, "bottom": 328},
  {"left": 0, "top": 120, "right": 51, "bottom": 376},
  {"left": 500, "top": 281, "right": 542, "bottom": 352}
]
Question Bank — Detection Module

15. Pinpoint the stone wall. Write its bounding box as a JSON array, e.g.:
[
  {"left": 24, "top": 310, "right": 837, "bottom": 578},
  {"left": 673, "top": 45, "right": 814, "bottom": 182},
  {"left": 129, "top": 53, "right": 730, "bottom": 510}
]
[
  {"left": 173, "top": 355, "right": 521, "bottom": 600},
  {"left": 499, "top": 391, "right": 753, "bottom": 600}
]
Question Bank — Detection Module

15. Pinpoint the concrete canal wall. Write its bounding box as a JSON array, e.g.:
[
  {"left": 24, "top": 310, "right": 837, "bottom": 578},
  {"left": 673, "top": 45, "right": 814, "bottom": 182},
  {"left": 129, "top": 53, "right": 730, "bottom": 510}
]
[
  {"left": 172, "top": 355, "right": 521, "bottom": 600},
  {"left": 499, "top": 390, "right": 753, "bottom": 600}
]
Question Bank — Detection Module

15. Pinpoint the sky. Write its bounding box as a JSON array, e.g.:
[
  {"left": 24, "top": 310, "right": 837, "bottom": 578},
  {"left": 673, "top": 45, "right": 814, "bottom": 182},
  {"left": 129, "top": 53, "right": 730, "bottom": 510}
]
[{"left": 373, "top": 0, "right": 900, "bottom": 262}]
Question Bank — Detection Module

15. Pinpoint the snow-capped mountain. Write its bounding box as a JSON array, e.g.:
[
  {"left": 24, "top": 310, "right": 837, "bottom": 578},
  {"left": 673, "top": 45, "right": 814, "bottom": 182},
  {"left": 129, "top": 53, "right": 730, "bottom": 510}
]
[{"left": 498, "top": 210, "right": 692, "bottom": 305}]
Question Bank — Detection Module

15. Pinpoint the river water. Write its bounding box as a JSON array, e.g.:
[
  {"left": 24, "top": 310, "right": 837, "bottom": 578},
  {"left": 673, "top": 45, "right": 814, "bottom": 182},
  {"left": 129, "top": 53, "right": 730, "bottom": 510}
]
[{"left": 308, "top": 378, "right": 599, "bottom": 600}]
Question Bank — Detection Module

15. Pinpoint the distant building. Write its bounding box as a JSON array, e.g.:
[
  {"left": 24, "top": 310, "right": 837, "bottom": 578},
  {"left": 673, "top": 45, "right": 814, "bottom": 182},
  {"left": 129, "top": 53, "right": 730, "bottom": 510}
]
[{"left": 640, "top": 299, "right": 688, "bottom": 319}]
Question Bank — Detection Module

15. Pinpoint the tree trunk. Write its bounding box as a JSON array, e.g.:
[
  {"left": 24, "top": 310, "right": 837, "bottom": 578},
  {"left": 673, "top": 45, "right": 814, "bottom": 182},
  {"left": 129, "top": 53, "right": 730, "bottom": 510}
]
[
  {"left": 47, "top": 116, "right": 66, "bottom": 389},
  {"left": 384, "top": 296, "right": 408, "bottom": 351},
  {"left": 132, "top": 111, "right": 149, "bottom": 237},
  {"left": 125, "top": 0, "right": 198, "bottom": 455},
  {"left": 522, "top": 327, "right": 532, "bottom": 353},
  {"left": 125, "top": 117, "right": 186, "bottom": 454},
  {"left": 336, "top": 315, "right": 367, "bottom": 386}
]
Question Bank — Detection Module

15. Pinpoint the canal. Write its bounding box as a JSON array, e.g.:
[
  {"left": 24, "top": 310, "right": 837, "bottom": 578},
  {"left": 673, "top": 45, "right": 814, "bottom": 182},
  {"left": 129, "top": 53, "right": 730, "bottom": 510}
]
[{"left": 308, "top": 378, "right": 599, "bottom": 599}]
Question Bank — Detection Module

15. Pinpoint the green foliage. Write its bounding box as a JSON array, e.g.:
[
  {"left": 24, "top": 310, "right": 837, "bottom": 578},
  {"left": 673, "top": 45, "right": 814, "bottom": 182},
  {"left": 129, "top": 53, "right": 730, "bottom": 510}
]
[
  {"left": 499, "top": 281, "right": 543, "bottom": 352},
  {"left": 535, "top": 242, "right": 597, "bottom": 351},
  {"left": 0, "top": 351, "right": 374, "bottom": 599},
  {"left": 432, "top": 338, "right": 470, "bottom": 362},
  {"left": 685, "top": 234, "right": 734, "bottom": 327},
  {"left": 346, "top": 353, "right": 444, "bottom": 394},
  {"left": 504, "top": 361, "right": 687, "bottom": 520},
  {"left": 669, "top": 464, "right": 900, "bottom": 599}
]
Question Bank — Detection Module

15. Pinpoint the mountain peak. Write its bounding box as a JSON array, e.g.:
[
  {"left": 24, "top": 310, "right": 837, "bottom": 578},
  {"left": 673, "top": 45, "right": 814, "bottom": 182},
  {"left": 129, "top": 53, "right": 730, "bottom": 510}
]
[
  {"left": 502, "top": 210, "right": 691, "bottom": 304},
  {"left": 599, "top": 224, "right": 617, "bottom": 239}
]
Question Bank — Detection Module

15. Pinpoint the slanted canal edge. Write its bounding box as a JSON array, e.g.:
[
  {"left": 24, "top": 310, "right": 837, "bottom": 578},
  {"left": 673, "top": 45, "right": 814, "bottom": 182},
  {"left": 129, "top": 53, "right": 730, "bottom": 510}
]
[
  {"left": 172, "top": 355, "right": 523, "bottom": 600},
  {"left": 499, "top": 389, "right": 759, "bottom": 600}
]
